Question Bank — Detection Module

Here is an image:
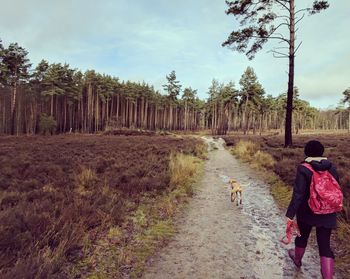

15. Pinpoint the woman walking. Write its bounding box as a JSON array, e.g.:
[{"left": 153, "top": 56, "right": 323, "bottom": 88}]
[{"left": 286, "top": 140, "right": 343, "bottom": 279}]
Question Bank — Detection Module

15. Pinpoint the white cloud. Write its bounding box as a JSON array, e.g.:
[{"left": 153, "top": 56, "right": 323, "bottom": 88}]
[{"left": 0, "top": 0, "right": 349, "bottom": 108}]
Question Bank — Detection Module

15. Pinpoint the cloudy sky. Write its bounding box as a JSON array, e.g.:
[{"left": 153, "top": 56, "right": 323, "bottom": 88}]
[{"left": 1, "top": 0, "right": 349, "bottom": 108}]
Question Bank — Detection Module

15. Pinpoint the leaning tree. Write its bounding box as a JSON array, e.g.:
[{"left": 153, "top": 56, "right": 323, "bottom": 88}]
[{"left": 222, "top": 0, "right": 329, "bottom": 147}]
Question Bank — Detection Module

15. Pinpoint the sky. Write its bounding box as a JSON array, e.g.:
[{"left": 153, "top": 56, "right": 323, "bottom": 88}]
[{"left": 0, "top": 0, "right": 349, "bottom": 108}]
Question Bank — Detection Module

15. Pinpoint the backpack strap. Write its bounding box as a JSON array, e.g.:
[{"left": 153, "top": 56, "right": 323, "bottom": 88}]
[{"left": 301, "top": 162, "right": 314, "bottom": 173}]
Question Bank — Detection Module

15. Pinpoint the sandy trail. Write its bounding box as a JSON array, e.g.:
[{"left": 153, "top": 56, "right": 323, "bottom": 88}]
[{"left": 142, "top": 137, "right": 328, "bottom": 279}]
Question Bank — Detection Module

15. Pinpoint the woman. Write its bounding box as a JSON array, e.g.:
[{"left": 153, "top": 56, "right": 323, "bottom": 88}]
[{"left": 286, "top": 140, "right": 340, "bottom": 279}]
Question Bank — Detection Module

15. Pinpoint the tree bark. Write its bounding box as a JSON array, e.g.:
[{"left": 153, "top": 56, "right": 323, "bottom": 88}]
[
  {"left": 10, "top": 83, "right": 17, "bottom": 135},
  {"left": 284, "top": 0, "right": 295, "bottom": 147}
]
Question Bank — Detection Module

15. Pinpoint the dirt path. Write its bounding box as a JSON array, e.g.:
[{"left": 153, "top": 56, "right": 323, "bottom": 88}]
[{"left": 142, "top": 137, "right": 329, "bottom": 279}]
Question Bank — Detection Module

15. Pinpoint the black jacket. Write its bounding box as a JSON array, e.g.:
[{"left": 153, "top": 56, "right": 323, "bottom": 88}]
[{"left": 286, "top": 158, "right": 340, "bottom": 229}]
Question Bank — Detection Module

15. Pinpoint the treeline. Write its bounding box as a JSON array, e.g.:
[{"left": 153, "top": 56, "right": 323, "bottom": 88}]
[
  {"left": 204, "top": 67, "right": 350, "bottom": 135},
  {"left": 0, "top": 40, "right": 204, "bottom": 134},
  {"left": 0, "top": 65, "right": 204, "bottom": 134},
  {"left": 0, "top": 39, "right": 349, "bottom": 135}
]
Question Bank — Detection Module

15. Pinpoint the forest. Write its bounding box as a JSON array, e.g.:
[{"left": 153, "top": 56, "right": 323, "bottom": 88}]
[{"left": 1, "top": 39, "right": 349, "bottom": 136}]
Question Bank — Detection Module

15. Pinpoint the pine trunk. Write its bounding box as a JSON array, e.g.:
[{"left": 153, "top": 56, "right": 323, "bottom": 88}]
[
  {"left": 285, "top": 0, "right": 295, "bottom": 147},
  {"left": 10, "top": 84, "right": 17, "bottom": 135}
]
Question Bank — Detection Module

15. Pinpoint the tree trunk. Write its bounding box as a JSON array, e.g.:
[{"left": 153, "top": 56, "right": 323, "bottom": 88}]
[
  {"left": 284, "top": 0, "right": 295, "bottom": 147},
  {"left": 10, "top": 83, "right": 17, "bottom": 135},
  {"left": 259, "top": 113, "right": 262, "bottom": 136},
  {"left": 144, "top": 100, "right": 148, "bottom": 128},
  {"left": 243, "top": 94, "right": 249, "bottom": 135},
  {"left": 2, "top": 96, "right": 6, "bottom": 134},
  {"left": 50, "top": 94, "right": 54, "bottom": 116},
  {"left": 64, "top": 97, "right": 67, "bottom": 131}
]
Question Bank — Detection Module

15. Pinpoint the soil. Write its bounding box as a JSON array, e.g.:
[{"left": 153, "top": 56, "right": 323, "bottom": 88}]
[{"left": 142, "top": 137, "right": 334, "bottom": 279}]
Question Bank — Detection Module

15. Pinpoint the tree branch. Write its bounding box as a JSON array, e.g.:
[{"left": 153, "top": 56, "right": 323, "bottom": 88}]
[
  {"left": 275, "top": 0, "right": 290, "bottom": 12},
  {"left": 274, "top": 46, "right": 289, "bottom": 50},
  {"left": 295, "top": 8, "right": 309, "bottom": 15},
  {"left": 269, "top": 49, "right": 289, "bottom": 57},
  {"left": 272, "top": 22, "right": 290, "bottom": 32},
  {"left": 272, "top": 53, "right": 289, "bottom": 59},
  {"left": 293, "top": 41, "right": 302, "bottom": 55},
  {"left": 295, "top": 13, "right": 305, "bottom": 26},
  {"left": 276, "top": 15, "right": 290, "bottom": 19},
  {"left": 251, "top": 35, "right": 289, "bottom": 44}
]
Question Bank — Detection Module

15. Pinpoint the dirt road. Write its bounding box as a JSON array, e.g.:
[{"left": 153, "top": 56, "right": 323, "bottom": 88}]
[{"left": 143, "top": 137, "right": 329, "bottom": 279}]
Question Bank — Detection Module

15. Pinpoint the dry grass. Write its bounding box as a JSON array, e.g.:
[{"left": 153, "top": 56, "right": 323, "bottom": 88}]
[
  {"left": 335, "top": 219, "right": 350, "bottom": 275},
  {"left": 169, "top": 153, "right": 199, "bottom": 195},
  {"left": 253, "top": 150, "right": 275, "bottom": 169},
  {"left": 81, "top": 152, "right": 204, "bottom": 278},
  {"left": 231, "top": 140, "right": 259, "bottom": 161},
  {"left": 266, "top": 175, "right": 293, "bottom": 208},
  {"left": 75, "top": 167, "right": 98, "bottom": 195},
  {"left": 0, "top": 134, "right": 205, "bottom": 278}
]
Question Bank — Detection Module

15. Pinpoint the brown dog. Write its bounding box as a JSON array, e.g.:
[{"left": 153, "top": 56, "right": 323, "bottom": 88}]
[{"left": 229, "top": 178, "right": 243, "bottom": 206}]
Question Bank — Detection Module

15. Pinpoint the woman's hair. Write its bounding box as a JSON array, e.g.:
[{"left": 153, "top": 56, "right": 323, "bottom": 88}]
[{"left": 304, "top": 140, "right": 324, "bottom": 157}]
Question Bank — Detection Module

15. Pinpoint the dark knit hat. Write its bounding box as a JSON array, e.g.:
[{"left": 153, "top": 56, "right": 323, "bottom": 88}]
[{"left": 304, "top": 140, "right": 324, "bottom": 157}]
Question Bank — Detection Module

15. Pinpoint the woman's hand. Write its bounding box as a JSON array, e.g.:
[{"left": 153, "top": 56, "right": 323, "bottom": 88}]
[{"left": 280, "top": 217, "right": 301, "bottom": 244}]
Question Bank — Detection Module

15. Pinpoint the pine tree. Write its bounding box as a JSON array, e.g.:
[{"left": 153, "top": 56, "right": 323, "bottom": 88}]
[
  {"left": 239, "top": 67, "right": 264, "bottom": 134},
  {"left": 163, "top": 70, "right": 181, "bottom": 101},
  {"left": 0, "top": 39, "right": 6, "bottom": 87},
  {"left": 182, "top": 87, "right": 198, "bottom": 130},
  {"left": 1, "top": 42, "right": 31, "bottom": 134},
  {"left": 342, "top": 88, "right": 350, "bottom": 133},
  {"left": 222, "top": 0, "right": 329, "bottom": 146}
]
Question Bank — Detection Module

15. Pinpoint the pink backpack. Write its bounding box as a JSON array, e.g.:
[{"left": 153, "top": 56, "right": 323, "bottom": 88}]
[{"left": 302, "top": 163, "right": 343, "bottom": 214}]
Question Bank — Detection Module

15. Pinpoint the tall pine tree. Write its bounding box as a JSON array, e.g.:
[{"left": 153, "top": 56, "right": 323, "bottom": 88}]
[
  {"left": 1, "top": 42, "right": 31, "bottom": 134},
  {"left": 222, "top": 0, "right": 329, "bottom": 146},
  {"left": 163, "top": 70, "right": 181, "bottom": 101}
]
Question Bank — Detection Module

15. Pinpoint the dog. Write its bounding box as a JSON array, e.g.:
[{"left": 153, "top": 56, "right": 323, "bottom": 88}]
[{"left": 229, "top": 178, "right": 243, "bottom": 206}]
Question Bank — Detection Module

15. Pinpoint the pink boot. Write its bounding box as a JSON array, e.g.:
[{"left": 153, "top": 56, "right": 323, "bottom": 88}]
[
  {"left": 288, "top": 247, "right": 305, "bottom": 268},
  {"left": 320, "top": 257, "right": 334, "bottom": 279}
]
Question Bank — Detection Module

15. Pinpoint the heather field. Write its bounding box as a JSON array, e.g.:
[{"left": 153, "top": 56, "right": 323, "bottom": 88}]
[
  {"left": 0, "top": 134, "right": 205, "bottom": 278},
  {"left": 1, "top": 132, "right": 349, "bottom": 278}
]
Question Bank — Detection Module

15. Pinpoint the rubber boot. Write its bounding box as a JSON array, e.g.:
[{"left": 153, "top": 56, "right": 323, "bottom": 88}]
[
  {"left": 288, "top": 246, "right": 305, "bottom": 268},
  {"left": 320, "top": 257, "right": 334, "bottom": 279}
]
